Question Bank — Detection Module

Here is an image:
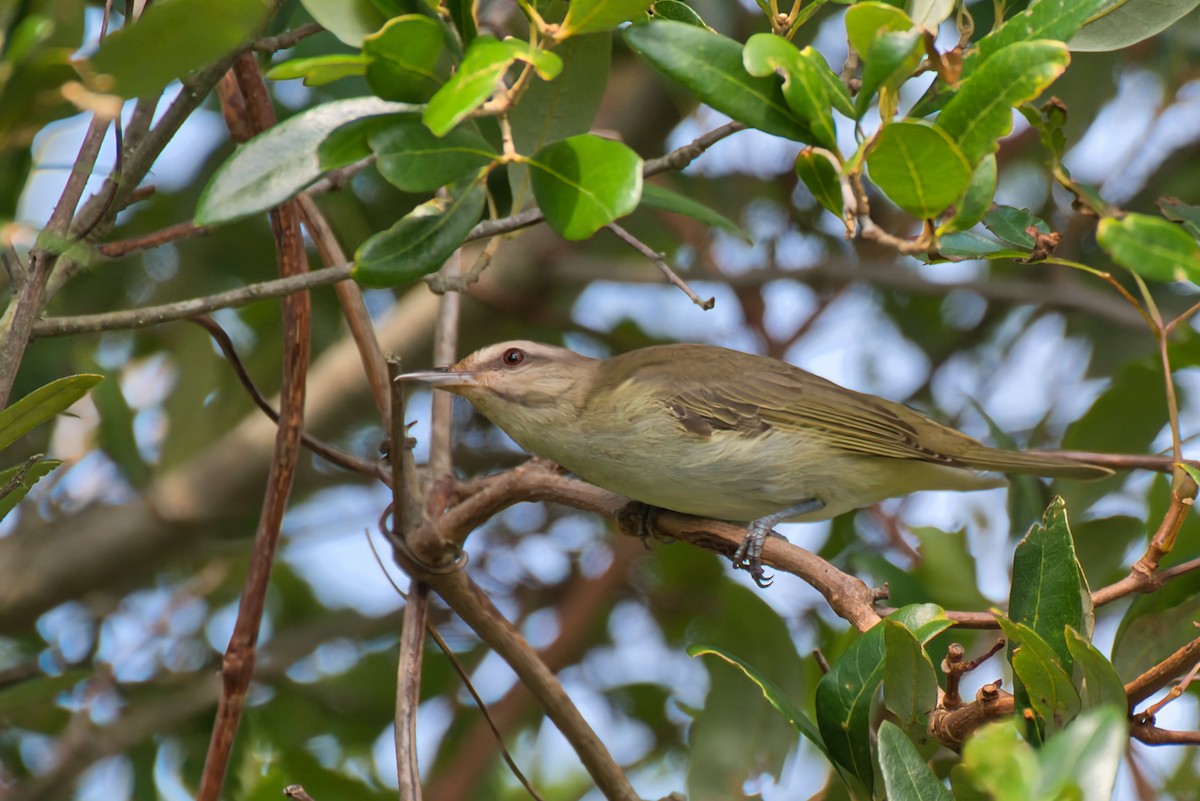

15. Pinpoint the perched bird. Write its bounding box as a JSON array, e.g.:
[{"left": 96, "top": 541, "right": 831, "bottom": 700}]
[{"left": 400, "top": 341, "right": 1110, "bottom": 584}]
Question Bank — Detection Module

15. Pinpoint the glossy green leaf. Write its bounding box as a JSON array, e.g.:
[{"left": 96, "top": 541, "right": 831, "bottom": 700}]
[
  {"left": 423, "top": 37, "right": 554, "bottom": 136},
  {"left": 640, "top": 183, "right": 749, "bottom": 242},
  {"left": 958, "top": 721, "right": 1039, "bottom": 801},
  {"left": 369, "top": 118, "right": 497, "bottom": 192},
  {"left": 845, "top": 2, "right": 912, "bottom": 57},
  {"left": 938, "top": 41, "right": 1069, "bottom": 166},
  {"left": 815, "top": 622, "right": 884, "bottom": 791},
  {"left": 196, "top": 97, "right": 417, "bottom": 226},
  {"left": 743, "top": 34, "right": 838, "bottom": 151},
  {"left": 527, "top": 134, "right": 642, "bottom": 240},
  {"left": 352, "top": 181, "right": 485, "bottom": 287},
  {"left": 1009, "top": 497, "right": 1085, "bottom": 672},
  {"left": 300, "top": 0, "right": 387, "bottom": 46},
  {"left": 801, "top": 47, "right": 855, "bottom": 119},
  {"left": 968, "top": 0, "right": 1107, "bottom": 74},
  {"left": 1097, "top": 213, "right": 1200, "bottom": 283},
  {"left": 866, "top": 120, "right": 971, "bottom": 219},
  {"left": 688, "top": 643, "right": 828, "bottom": 758},
  {"left": 0, "top": 458, "right": 59, "bottom": 521},
  {"left": 856, "top": 29, "right": 923, "bottom": 118},
  {"left": 648, "top": 0, "right": 708, "bottom": 26},
  {"left": 1034, "top": 706, "right": 1127, "bottom": 800},
  {"left": 982, "top": 206, "right": 1051, "bottom": 250},
  {"left": 623, "top": 21, "right": 812, "bottom": 141},
  {"left": 0, "top": 374, "right": 102, "bottom": 451},
  {"left": 503, "top": 40, "right": 564, "bottom": 80},
  {"left": 814, "top": 604, "right": 947, "bottom": 791},
  {"left": 877, "top": 721, "right": 953, "bottom": 801},
  {"left": 363, "top": 15, "right": 448, "bottom": 102},
  {"left": 937, "top": 155, "right": 997, "bottom": 235},
  {"left": 1071, "top": 0, "right": 1200, "bottom": 51},
  {"left": 1159, "top": 197, "right": 1200, "bottom": 239},
  {"left": 997, "top": 617, "right": 1081, "bottom": 734},
  {"left": 935, "top": 231, "right": 1028, "bottom": 260},
  {"left": 317, "top": 115, "right": 401, "bottom": 170},
  {"left": 87, "top": 0, "right": 272, "bottom": 98},
  {"left": 561, "top": 0, "right": 654, "bottom": 36},
  {"left": 1063, "top": 628, "right": 1127, "bottom": 710},
  {"left": 795, "top": 148, "right": 844, "bottom": 219},
  {"left": 266, "top": 54, "right": 369, "bottom": 87},
  {"left": 882, "top": 620, "right": 938, "bottom": 728},
  {"left": 908, "top": 0, "right": 956, "bottom": 27},
  {"left": 509, "top": 34, "right": 611, "bottom": 208}
]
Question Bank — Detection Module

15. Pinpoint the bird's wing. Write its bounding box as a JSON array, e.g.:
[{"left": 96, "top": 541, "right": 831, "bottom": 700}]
[{"left": 609, "top": 346, "right": 973, "bottom": 464}]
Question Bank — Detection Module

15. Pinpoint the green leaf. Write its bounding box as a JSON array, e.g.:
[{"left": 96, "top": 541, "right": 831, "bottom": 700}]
[
  {"left": 881, "top": 620, "right": 938, "bottom": 728},
  {"left": 0, "top": 458, "right": 60, "bottom": 521},
  {"left": 640, "top": 183, "right": 749, "bottom": 242},
  {"left": 86, "top": 0, "right": 272, "bottom": 98},
  {"left": 935, "top": 231, "right": 1028, "bottom": 260},
  {"left": 369, "top": 118, "right": 497, "bottom": 192},
  {"left": 1112, "top": 570, "right": 1200, "bottom": 681},
  {"left": 814, "top": 604, "right": 948, "bottom": 792},
  {"left": 300, "top": 0, "right": 387, "bottom": 46},
  {"left": 196, "top": 97, "right": 418, "bottom": 226},
  {"left": 0, "top": 374, "right": 102, "bottom": 452},
  {"left": 1159, "top": 197, "right": 1200, "bottom": 240},
  {"left": 648, "top": 0, "right": 708, "bottom": 26},
  {"left": 363, "top": 14, "right": 448, "bottom": 102},
  {"left": 743, "top": 34, "right": 838, "bottom": 151},
  {"left": 997, "top": 617, "right": 1082, "bottom": 734},
  {"left": 856, "top": 29, "right": 923, "bottom": 118},
  {"left": 982, "top": 206, "right": 1051, "bottom": 250},
  {"left": 688, "top": 643, "right": 828, "bottom": 758},
  {"left": 266, "top": 54, "right": 369, "bottom": 87},
  {"left": 866, "top": 120, "right": 971, "bottom": 219},
  {"left": 1009, "top": 497, "right": 1085, "bottom": 672},
  {"left": 967, "top": 0, "right": 1107, "bottom": 74},
  {"left": 937, "top": 41, "right": 1069, "bottom": 166},
  {"left": 877, "top": 721, "right": 953, "bottom": 801},
  {"left": 815, "top": 622, "right": 884, "bottom": 791},
  {"left": 844, "top": 2, "right": 912, "bottom": 57},
  {"left": 422, "top": 38, "right": 562, "bottom": 136},
  {"left": 317, "top": 115, "right": 402, "bottom": 170},
  {"left": 795, "top": 148, "right": 844, "bottom": 219},
  {"left": 1071, "top": 0, "right": 1200, "bottom": 51},
  {"left": 623, "top": 21, "right": 812, "bottom": 141},
  {"left": 527, "top": 134, "right": 643, "bottom": 240},
  {"left": 1063, "top": 627, "right": 1127, "bottom": 710},
  {"left": 1097, "top": 213, "right": 1200, "bottom": 283},
  {"left": 938, "top": 155, "right": 996, "bottom": 236},
  {"left": 509, "top": 34, "right": 611, "bottom": 209},
  {"left": 93, "top": 372, "right": 151, "bottom": 488},
  {"left": 958, "top": 721, "right": 1039, "bottom": 801},
  {"left": 908, "top": 0, "right": 956, "bottom": 28},
  {"left": 561, "top": 0, "right": 654, "bottom": 36},
  {"left": 352, "top": 180, "right": 486, "bottom": 287},
  {"left": 1034, "top": 706, "right": 1127, "bottom": 800}
]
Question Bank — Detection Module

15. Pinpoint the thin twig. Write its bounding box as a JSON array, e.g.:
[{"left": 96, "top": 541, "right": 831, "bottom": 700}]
[
  {"left": 97, "top": 221, "right": 210, "bottom": 258},
  {"left": 429, "top": 249, "right": 462, "bottom": 480},
  {"left": 1125, "top": 634, "right": 1200, "bottom": 707},
  {"left": 607, "top": 223, "right": 714, "bottom": 310},
  {"left": 395, "top": 581, "right": 429, "bottom": 799},
  {"left": 253, "top": 21, "right": 324, "bottom": 52}
]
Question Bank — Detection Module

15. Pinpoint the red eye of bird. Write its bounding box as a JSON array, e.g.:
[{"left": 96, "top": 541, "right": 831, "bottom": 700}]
[{"left": 502, "top": 347, "right": 525, "bottom": 366}]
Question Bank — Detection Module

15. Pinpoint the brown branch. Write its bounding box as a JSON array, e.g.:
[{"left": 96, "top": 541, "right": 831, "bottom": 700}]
[
  {"left": 1125, "top": 634, "right": 1200, "bottom": 708},
  {"left": 32, "top": 264, "right": 352, "bottom": 337},
  {"left": 429, "top": 249, "right": 462, "bottom": 482},
  {"left": 927, "top": 681, "right": 1013, "bottom": 751},
  {"left": 253, "top": 21, "right": 324, "bottom": 52},
  {"left": 97, "top": 221, "right": 210, "bottom": 258},
  {"left": 606, "top": 223, "right": 714, "bottom": 310},
  {"left": 197, "top": 53, "right": 311, "bottom": 801},
  {"left": 396, "top": 581, "right": 430, "bottom": 799},
  {"left": 1130, "top": 719, "right": 1200, "bottom": 746}
]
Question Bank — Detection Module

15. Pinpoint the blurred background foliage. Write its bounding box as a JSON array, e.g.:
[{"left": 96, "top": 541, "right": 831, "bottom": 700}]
[{"left": 0, "top": 0, "right": 1198, "bottom": 799}]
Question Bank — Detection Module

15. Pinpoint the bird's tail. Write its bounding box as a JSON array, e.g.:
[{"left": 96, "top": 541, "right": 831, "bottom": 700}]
[{"left": 959, "top": 447, "right": 1115, "bottom": 480}]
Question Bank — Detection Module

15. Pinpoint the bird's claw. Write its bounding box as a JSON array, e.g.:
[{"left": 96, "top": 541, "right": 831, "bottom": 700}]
[
  {"left": 733, "top": 524, "right": 774, "bottom": 587},
  {"left": 617, "top": 502, "right": 672, "bottom": 549}
]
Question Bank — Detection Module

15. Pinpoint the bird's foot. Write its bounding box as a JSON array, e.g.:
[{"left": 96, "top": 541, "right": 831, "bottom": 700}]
[
  {"left": 617, "top": 502, "right": 673, "bottom": 549},
  {"left": 733, "top": 498, "right": 826, "bottom": 588}
]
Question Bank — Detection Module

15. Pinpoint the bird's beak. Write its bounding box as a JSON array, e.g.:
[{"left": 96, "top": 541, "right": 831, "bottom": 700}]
[{"left": 395, "top": 367, "right": 480, "bottom": 388}]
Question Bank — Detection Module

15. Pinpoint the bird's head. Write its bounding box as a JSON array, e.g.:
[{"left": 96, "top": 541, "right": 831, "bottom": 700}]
[{"left": 398, "top": 341, "right": 596, "bottom": 425}]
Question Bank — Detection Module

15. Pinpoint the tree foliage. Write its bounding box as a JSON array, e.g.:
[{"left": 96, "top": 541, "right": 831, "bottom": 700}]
[{"left": 1, "top": 0, "right": 1199, "bottom": 799}]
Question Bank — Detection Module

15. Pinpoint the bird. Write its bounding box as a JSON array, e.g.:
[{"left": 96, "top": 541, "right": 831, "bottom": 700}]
[{"left": 399, "top": 340, "right": 1111, "bottom": 585}]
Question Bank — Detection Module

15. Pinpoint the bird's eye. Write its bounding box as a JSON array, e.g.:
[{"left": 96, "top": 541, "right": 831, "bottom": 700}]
[{"left": 502, "top": 347, "right": 525, "bottom": 366}]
